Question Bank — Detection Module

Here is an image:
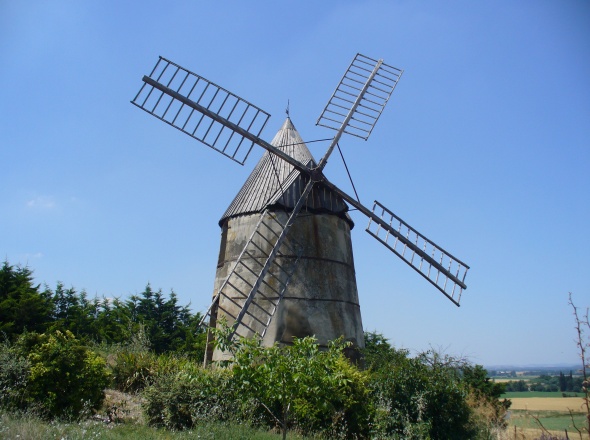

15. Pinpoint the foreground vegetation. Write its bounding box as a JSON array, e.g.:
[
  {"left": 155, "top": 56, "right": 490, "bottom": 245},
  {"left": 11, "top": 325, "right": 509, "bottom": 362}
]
[
  {"left": 0, "top": 327, "right": 511, "bottom": 439},
  {"left": 0, "top": 412, "right": 291, "bottom": 440},
  {"left": 2, "top": 261, "right": 588, "bottom": 439}
]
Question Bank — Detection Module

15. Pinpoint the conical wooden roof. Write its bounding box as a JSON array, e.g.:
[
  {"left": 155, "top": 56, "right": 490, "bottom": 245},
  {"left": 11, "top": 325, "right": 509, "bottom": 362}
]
[{"left": 220, "top": 118, "right": 351, "bottom": 226}]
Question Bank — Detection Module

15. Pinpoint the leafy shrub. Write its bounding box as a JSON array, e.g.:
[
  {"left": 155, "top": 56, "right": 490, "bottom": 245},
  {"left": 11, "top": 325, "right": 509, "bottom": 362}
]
[
  {"left": 111, "top": 347, "right": 198, "bottom": 393},
  {"left": 231, "top": 336, "right": 373, "bottom": 439},
  {"left": 143, "top": 336, "right": 373, "bottom": 438},
  {"left": 365, "top": 333, "right": 479, "bottom": 440},
  {"left": 461, "top": 364, "right": 510, "bottom": 433},
  {"left": 0, "top": 340, "right": 30, "bottom": 411},
  {"left": 14, "top": 330, "right": 110, "bottom": 419},
  {"left": 111, "top": 350, "right": 159, "bottom": 392},
  {"left": 143, "top": 362, "right": 234, "bottom": 430}
]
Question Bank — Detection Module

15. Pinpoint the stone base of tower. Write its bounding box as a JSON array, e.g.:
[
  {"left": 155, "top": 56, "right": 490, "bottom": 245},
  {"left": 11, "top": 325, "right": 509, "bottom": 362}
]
[{"left": 205, "top": 209, "right": 364, "bottom": 364}]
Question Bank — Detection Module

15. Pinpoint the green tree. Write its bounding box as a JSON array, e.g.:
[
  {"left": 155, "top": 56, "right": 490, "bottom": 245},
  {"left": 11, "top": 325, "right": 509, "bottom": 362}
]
[
  {"left": 461, "top": 364, "right": 506, "bottom": 400},
  {"left": 530, "top": 375, "right": 559, "bottom": 392},
  {"left": 363, "top": 330, "right": 409, "bottom": 371},
  {"left": 461, "top": 364, "right": 511, "bottom": 429},
  {"left": 363, "top": 332, "right": 507, "bottom": 439},
  {"left": 143, "top": 362, "right": 234, "bottom": 430},
  {"left": 127, "top": 285, "right": 204, "bottom": 356},
  {"left": 14, "top": 330, "right": 110, "bottom": 419},
  {"left": 128, "top": 285, "right": 173, "bottom": 353},
  {"left": 0, "top": 339, "right": 30, "bottom": 411},
  {"left": 0, "top": 261, "right": 53, "bottom": 338},
  {"left": 231, "top": 336, "right": 372, "bottom": 440},
  {"left": 1, "top": 260, "right": 204, "bottom": 356},
  {"left": 567, "top": 370, "right": 574, "bottom": 392},
  {"left": 559, "top": 371, "right": 567, "bottom": 392},
  {"left": 505, "top": 379, "right": 528, "bottom": 392},
  {"left": 49, "top": 283, "right": 96, "bottom": 338},
  {"left": 370, "top": 351, "right": 473, "bottom": 439},
  {"left": 93, "top": 297, "right": 132, "bottom": 344}
]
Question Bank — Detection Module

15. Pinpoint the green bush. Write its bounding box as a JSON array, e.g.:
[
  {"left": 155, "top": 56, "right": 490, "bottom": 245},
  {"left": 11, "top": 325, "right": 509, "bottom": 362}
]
[
  {"left": 14, "top": 330, "right": 110, "bottom": 419},
  {"left": 143, "top": 336, "right": 373, "bottom": 438},
  {"left": 0, "top": 340, "right": 30, "bottom": 411},
  {"left": 111, "top": 350, "right": 159, "bottom": 392},
  {"left": 143, "top": 362, "right": 234, "bottom": 430},
  {"left": 231, "top": 336, "right": 373, "bottom": 439},
  {"left": 365, "top": 335, "right": 486, "bottom": 440},
  {"left": 111, "top": 347, "right": 199, "bottom": 393}
]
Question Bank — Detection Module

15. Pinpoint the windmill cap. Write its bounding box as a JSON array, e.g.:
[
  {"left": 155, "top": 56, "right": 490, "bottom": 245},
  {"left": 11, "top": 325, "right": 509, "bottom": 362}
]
[{"left": 219, "top": 117, "right": 353, "bottom": 228}]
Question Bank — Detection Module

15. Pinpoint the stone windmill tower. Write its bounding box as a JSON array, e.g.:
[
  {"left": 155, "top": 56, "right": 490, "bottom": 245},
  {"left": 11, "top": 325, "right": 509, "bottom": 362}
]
[
  {"left": 208, "top": 117, "right": 363, "bottom": 362},
  {"left": 132, "top": 53, "right": 470, "bottom": 363}
]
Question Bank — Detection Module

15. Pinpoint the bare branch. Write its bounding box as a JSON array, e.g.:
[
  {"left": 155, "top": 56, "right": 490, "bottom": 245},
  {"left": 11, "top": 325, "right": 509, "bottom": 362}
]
[
  {"left": 530, "top": 411, "right": 551, "bottom": 435},
  {"left": 567, "top": 408, "right": 583, "bottom": 440},
  {"left": 258, "top": 399, "right": 283, "bottom": 427},
  {"left": 568, "top": 292, "right": 590, "bottom": 439}
]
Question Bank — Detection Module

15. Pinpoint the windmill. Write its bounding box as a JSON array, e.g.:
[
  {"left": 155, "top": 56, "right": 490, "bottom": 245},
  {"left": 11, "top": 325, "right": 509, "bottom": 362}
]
[{"left": 131, "top": 53, "right": 470, "bottom": 362}]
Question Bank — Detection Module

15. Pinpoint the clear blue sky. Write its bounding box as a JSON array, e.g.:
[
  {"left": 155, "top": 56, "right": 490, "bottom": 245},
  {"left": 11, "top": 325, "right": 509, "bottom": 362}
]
[{"left": 1, "top": 1, "right": 589, "bottom": 366}]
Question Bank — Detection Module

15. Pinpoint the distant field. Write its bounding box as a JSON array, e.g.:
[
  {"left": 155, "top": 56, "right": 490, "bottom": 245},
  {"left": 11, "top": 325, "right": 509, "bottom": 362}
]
[
  {"left": 509, "top": 397, "right": 586, "bottom": 412},
  {"left": 503, "top": 391, "right": 584, "bottom": 398},
  {"left": 507, "top": 396, "right": 588, "bottom": 436},
  {"left": 500, "top": 386, "right": 589, "bottom": 436},
  {"left": 509, "top": 410, "right": 588, "bottom": 434},
  {"left": 492, "top": 375, "right": 537, "bottom": 380}
]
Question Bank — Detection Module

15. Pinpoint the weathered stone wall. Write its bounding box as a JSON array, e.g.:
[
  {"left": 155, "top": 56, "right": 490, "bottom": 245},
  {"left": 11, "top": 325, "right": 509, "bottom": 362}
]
[{"left": 209, "top": 209, "right": 364, "bottom": 362}]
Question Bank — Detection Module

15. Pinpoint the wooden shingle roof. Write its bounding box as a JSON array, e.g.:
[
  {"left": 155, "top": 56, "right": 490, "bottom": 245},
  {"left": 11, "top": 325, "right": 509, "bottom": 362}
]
[{"left": 220, "top": 118, "right": 351, "bottom": 226}]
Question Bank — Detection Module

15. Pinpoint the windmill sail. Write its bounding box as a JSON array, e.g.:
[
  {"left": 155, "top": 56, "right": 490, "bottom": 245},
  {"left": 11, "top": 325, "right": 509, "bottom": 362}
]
[
  {"left": 320, "top": 181, "right": 469, "bottom": 306},
  {"left": 314, "top": 54, "right": 468, "bottom": 305},
  {"left": 366, "top": 201, "right": 468, "bottom": 306},
  {"left": 132, "top": 56, "right": 270, "bottom": 165},
  {"left": 316, "top": 53, "right": 403, "bottom": 141}
]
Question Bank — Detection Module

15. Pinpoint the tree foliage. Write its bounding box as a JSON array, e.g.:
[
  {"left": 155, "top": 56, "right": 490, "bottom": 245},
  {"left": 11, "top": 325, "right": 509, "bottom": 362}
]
[
  {"left": 126, "top": 285, "right": 204, "bottom": 355},
  {"left": 143, "top": 363, "right": 234, "bottom": 430},
  {"left": 364, "top": 331, "right": 510, "bottom": 439},
  {"left": 0, "top": 339, "right": 30, "bottom": 412},
  {"left": 0, "top": 262, "right": 52, "bottom": 338},
  {"left": 230, "top": 336, "right": 372, "bottom": 439},
  {"left": 8, "top": 330, "right": 110, "bottom": 420},
  {"left": 0, "top": 260, "right": 205, "bottom": 358}
]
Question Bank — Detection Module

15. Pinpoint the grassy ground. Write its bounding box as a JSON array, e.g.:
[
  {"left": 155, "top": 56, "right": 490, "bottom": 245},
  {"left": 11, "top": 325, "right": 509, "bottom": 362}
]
[
  {"left": 3, "top": 388, "right": 587, "bottom": 440},
  {"left": 508, "top": 410, "right": 587, "bottom": 436},
  {"left": 0, "top": 413, "right": 294, "bottom": 440},
  {"left": 0, "top": 389, "right": 304, "bottom": 440}
]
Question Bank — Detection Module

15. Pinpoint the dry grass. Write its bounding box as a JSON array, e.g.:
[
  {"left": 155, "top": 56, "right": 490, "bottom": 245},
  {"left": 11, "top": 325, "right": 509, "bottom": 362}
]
[
  {"left": 509, "top": 397, "right": 586, "bottom": 412},
  {"left": 504, "top": 395, "right": 589, "bottom": 438},
  {"left": 101, "top": 389, "right": 145, "bottom": 424}
]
